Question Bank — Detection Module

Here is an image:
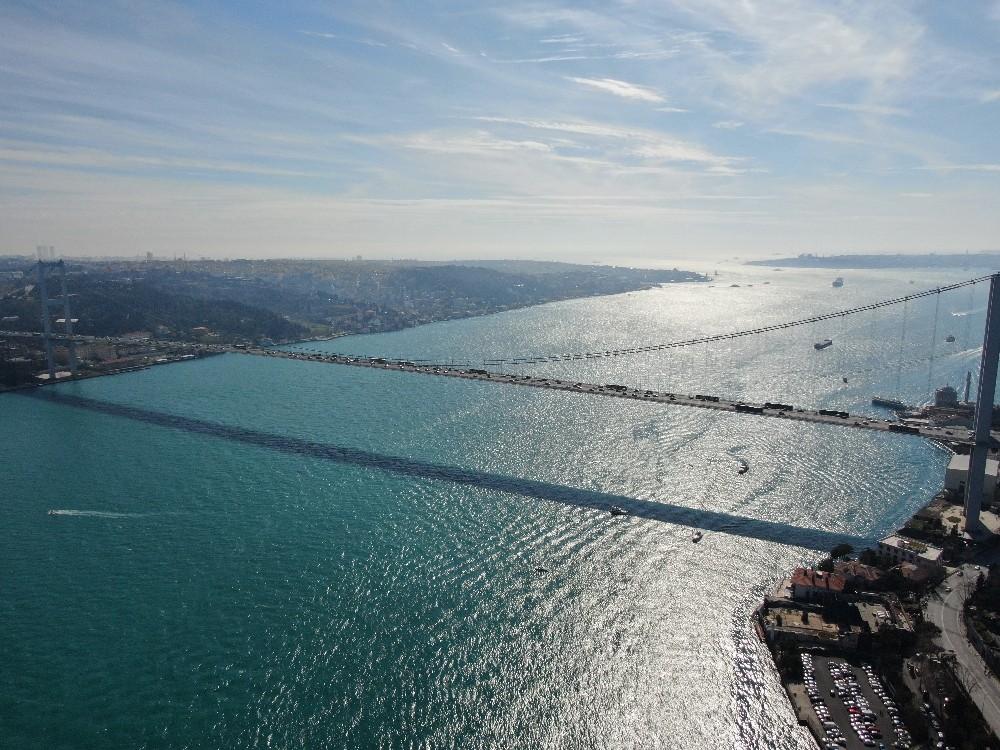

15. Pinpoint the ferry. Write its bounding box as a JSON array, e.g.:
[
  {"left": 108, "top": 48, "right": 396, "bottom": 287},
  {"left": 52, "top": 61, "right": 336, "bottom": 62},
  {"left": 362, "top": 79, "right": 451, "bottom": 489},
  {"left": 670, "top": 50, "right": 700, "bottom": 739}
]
[
  {"left": 814, "top": 339, "right": 833, "bottom": 350},
  {"left": 832, "top": 277, "right": 844, "bottom": 288},
  {"left": 871, "top": 396, "right": 908, "bottom": 410}
]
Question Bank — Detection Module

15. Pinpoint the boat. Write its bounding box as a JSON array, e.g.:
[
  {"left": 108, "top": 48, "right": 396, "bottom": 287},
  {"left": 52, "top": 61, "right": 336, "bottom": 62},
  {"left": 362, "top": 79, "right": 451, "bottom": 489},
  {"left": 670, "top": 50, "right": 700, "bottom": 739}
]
[
  {"left": 692, "top": 531, "right": 703, "bottom": 543},
  {"left": 945, "top": 335, "right": 956, "bottom": 342},
  {"left": 814, "top": 339, "right": 833, "bottom": 350},
  {"left": 871, "top": 396, "right": 908, "bottom": 410},
  {"left": 832, "top": 277, "right": 844, "bottom": 288},
  {"left": 737, "top": 458, "right": 749, "bottom": 475},
  {"left": 609, "top": 506, "right": 628, "bottom": 516}
]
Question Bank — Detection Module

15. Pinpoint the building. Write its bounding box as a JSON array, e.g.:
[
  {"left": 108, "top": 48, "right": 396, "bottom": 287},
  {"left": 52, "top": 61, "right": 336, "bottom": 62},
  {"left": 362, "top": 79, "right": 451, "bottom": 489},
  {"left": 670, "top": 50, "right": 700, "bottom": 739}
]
[
  {"left": 944, "top": 453, "right": 999, "bottom": 505},
  {"left": 935, "top": 385, "right": 960, "bottom": 408},
  {"left": 834, "top": 560, "right": 883, "bottom": 589},
  {"left": 789, "top": 567, "right": 847, "bottom": 602},
  {"left": 875, "top": 535, "right": 944, "bottom": 571}
]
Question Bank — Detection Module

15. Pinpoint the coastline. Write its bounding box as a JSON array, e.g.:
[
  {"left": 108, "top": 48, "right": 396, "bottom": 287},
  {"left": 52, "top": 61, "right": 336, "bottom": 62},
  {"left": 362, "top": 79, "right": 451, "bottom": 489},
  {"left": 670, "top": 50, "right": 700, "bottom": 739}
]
[{"left": 757, "top": 486, "right": 1000, "bottom": 749}]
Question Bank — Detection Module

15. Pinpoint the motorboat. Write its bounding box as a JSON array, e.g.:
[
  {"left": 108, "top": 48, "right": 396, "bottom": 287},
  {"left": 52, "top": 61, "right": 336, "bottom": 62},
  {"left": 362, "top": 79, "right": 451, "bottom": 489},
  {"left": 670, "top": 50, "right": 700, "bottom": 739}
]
[
  {"left": 610, "top": 506, "right": 628, "bottom": 516},
  {"left": 692, "top": 531, "right": 703, "bottom": 543},
  {"left": 814, "top": 339, "right": 833, "bottom": 350}
]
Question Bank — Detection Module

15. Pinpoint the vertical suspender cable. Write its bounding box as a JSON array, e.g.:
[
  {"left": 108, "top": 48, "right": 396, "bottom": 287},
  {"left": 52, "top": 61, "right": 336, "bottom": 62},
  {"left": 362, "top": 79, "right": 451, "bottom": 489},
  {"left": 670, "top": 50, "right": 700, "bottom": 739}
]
[
  {"left": 895, "top": 296, "right": 909, "bottom": 396},
  {"left": 927, "top": 291, "right": 941, "bottom": 397}
]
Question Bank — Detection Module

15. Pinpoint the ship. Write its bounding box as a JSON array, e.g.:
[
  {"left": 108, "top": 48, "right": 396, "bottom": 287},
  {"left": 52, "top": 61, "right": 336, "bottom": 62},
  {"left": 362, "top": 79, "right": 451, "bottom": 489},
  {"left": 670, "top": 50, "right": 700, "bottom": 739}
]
[
  {"left": 814, "top": 339, "right": 833, "bottom": 350},
  {"left": 945, "top": 335, "right": 956, "bottom": 342},
  {"left": 871, "top": 396, "right": 908, "bottom": 410},
  {"left": 832, "top": 277, "right": 844, "bottom": 288}
]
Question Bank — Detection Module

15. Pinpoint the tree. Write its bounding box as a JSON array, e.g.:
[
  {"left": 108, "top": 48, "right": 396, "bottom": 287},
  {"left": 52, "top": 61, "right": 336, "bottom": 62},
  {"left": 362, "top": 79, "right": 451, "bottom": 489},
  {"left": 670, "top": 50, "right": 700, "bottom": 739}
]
[
  {"left": 830, "top": 543, "right": 855, "bottom": 561},
  {"left": 817, "top": 557, "right": 835, "bottom": 572}
]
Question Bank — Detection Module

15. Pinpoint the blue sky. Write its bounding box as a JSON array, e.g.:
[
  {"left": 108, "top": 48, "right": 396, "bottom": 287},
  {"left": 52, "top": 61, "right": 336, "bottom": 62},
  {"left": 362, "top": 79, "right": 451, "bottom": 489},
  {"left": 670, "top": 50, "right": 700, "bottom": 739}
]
[{"left": 2, "top": 1, "right": 999, "bottom": 262}]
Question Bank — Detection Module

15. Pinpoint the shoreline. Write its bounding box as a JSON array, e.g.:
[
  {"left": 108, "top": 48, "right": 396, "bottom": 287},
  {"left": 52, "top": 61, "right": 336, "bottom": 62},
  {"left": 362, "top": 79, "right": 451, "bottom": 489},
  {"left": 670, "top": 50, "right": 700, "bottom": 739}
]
[{"left": 757, "top": 488, "right": 1000, "bottom": 749}]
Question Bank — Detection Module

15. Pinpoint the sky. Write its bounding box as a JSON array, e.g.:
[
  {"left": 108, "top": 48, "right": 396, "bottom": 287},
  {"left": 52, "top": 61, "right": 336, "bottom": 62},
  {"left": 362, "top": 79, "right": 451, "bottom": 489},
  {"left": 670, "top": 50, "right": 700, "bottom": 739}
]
[{"left": 2, "top": 1, "right": 999, "bottom": 263}]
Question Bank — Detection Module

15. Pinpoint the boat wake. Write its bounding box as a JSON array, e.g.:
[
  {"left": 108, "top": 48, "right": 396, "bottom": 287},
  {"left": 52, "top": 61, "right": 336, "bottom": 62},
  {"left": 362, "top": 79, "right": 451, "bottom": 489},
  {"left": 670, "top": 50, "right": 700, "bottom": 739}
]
[{"left": 47, "top": 510, "right": 140, "bottom": 518}]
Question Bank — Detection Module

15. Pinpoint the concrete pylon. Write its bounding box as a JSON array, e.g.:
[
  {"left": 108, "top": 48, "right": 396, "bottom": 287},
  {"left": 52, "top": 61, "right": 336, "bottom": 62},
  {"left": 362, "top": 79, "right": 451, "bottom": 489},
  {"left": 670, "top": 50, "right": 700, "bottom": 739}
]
[
  {"left": 36, "top": 260, "right": 78, "bottom": 381},
  {"left": 964, "top": 273, "right": 1000, "bottom": 535}
]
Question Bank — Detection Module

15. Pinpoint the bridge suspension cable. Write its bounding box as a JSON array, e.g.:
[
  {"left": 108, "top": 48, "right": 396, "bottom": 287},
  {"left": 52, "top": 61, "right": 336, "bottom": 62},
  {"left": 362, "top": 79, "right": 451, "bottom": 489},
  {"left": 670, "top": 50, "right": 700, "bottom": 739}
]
[{"left": 484, "top": 274, "right": 996, "bottom": 366}]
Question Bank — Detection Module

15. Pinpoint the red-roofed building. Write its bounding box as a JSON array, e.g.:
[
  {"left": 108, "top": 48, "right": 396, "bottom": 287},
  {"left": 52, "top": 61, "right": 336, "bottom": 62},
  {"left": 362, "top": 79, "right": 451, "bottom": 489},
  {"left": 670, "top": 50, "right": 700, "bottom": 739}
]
[
  {"left": 835, "top": 560, "right": 883, "bottom": 590},
  {"left": 790, "top": 567, "right": 847, "bottom": 602}
]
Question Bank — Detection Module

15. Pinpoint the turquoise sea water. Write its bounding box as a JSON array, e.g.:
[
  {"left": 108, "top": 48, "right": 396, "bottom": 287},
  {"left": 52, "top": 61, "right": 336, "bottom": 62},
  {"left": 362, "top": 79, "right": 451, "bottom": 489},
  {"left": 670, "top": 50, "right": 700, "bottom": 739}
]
[{"left": 1, "top": 266, "right": 989, "bottom": 749}]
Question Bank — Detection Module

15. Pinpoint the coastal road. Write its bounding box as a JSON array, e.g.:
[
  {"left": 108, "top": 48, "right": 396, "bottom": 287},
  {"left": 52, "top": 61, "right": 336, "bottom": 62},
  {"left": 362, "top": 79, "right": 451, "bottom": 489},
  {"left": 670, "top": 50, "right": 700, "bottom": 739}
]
[{"left": 927, "top": 566, "right": 1000, "bottom": 737}]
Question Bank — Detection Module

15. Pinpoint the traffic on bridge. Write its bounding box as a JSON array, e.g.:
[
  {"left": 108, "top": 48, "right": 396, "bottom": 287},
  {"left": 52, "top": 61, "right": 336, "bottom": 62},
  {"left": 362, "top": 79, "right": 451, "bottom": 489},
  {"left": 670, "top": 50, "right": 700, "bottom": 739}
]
[{"left": 232, "top": 345, "right": 981, "bottom": 448}]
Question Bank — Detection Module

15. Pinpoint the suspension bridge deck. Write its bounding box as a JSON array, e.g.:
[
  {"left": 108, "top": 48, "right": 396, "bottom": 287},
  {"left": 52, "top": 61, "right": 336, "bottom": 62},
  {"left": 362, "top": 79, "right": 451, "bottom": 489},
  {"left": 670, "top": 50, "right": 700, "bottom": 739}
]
[{"left": 234, "top": 346, "right": 975, "bottom": 447}]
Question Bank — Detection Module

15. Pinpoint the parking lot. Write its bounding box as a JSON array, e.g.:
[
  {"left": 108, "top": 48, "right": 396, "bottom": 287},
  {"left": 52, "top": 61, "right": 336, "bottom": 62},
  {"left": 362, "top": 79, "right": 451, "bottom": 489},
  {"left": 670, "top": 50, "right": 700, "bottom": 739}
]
[{"left": 801, "top": 652, "right": 913, "bottom": 749}]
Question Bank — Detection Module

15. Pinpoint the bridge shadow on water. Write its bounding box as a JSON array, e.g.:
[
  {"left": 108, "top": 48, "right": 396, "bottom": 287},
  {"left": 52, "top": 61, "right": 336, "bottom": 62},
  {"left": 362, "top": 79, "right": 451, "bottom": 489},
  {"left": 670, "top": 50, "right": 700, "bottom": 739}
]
[{"left": 27, "top": 390, "right": 867, "bottom": 552}]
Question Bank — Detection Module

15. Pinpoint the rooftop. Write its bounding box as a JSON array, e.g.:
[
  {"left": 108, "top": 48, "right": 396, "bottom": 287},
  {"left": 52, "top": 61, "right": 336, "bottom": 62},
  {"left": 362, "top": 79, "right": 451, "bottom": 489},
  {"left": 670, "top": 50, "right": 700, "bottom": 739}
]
[
  {"left": 878, "top": 535, "right": 944, "bottom": 563},
  {"left": 790, "top": 567, "right": 847, "bottom": 593}
]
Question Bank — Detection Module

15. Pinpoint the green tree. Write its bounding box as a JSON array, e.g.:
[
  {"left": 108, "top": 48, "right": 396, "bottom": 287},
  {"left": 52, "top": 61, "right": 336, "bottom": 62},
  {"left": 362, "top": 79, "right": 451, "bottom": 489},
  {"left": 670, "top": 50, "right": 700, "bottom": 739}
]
[{"left": 830, "top": 543, "right": 855, "bottom": 560}]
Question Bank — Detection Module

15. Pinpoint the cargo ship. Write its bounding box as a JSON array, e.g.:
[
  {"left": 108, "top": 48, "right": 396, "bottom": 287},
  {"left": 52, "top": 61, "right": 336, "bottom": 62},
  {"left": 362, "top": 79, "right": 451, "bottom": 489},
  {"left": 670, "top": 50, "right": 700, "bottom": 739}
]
[{"left": 814, "top": 339, "right": 833, "bottom": 350}]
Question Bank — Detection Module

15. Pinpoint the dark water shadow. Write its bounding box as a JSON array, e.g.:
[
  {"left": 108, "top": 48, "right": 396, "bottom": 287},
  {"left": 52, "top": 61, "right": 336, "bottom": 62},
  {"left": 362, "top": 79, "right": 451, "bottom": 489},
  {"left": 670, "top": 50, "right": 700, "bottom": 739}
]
[{"left": 26, "top": 390, "right": 868, "bottom": 551}]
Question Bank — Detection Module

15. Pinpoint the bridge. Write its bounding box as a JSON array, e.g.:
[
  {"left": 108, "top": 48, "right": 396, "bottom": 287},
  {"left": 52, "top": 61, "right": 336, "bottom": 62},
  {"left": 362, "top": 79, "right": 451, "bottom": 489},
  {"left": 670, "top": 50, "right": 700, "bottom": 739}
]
[
  {"left": 230, "top": 345, "right": 979, "bottom": 446},
  {"left": 6, "top": 262, "right": 1000, "bottom": 532}
]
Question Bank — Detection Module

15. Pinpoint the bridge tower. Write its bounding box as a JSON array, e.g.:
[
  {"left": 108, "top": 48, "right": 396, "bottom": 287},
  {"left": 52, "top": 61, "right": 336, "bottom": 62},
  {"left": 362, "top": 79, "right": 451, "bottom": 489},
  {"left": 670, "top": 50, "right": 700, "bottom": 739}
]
[
  {"left": 964, "top": 273, "right": 1000, "bottom": 534},
  {"left": 36, "top": 260, "right": 78, "bottom": 381}
]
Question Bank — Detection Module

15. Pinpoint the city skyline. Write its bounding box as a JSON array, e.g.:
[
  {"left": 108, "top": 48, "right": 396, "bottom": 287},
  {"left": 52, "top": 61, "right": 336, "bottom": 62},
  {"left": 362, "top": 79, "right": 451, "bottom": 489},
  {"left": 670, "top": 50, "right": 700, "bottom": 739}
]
[{"left": 2, "top": 1, "right": 999, "bottom": 262}]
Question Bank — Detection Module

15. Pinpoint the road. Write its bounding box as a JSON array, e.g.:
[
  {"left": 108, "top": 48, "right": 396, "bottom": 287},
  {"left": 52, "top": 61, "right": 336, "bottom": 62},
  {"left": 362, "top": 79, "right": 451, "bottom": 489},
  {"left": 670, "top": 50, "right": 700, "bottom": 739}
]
[{"left": 926, "top": 564, "right": 1000, "bottom": 737}]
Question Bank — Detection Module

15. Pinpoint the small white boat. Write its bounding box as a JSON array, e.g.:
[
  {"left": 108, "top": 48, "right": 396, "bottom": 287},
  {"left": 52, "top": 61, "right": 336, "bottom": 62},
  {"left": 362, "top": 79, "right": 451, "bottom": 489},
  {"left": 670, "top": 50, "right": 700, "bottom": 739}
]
[{"left": 692, "top": 531, "right": 703, "bottom": 543}]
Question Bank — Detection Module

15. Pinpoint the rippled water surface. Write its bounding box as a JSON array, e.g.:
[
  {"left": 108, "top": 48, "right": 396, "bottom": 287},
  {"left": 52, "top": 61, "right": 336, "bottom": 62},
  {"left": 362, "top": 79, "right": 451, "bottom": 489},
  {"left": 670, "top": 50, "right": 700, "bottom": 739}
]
[{"left": 1, "top": 266, "right": 987, "bottom": 748}]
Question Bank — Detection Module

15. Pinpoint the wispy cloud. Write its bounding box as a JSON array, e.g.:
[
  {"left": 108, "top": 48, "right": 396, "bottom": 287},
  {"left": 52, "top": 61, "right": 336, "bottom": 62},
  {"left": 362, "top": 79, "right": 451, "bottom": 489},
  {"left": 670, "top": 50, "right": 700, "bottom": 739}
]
[
  {"left": 1, "top": 0, "right": 997, "bottom": 260},
  {"left": 914, "top": 163, "right": 1000, "bottom": 172},
  {"left": 298, "top": 30, "right": 387, "bottom": 47},
  {"left": 567, "top": 77, "right": 664, "bottom": 102},
  {"left": 818, "top": 103, "right": 909, "bottom": 116}
]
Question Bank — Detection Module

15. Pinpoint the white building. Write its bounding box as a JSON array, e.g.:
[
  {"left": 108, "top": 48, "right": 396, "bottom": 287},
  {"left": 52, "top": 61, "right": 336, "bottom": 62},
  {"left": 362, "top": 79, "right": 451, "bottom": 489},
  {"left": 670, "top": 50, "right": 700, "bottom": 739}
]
[
  {"left": 875, "top": 535, "right": 944, "bottom": 571},
  {"left": 944, "top": 454, "right": 999, "bottom": 505}
]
